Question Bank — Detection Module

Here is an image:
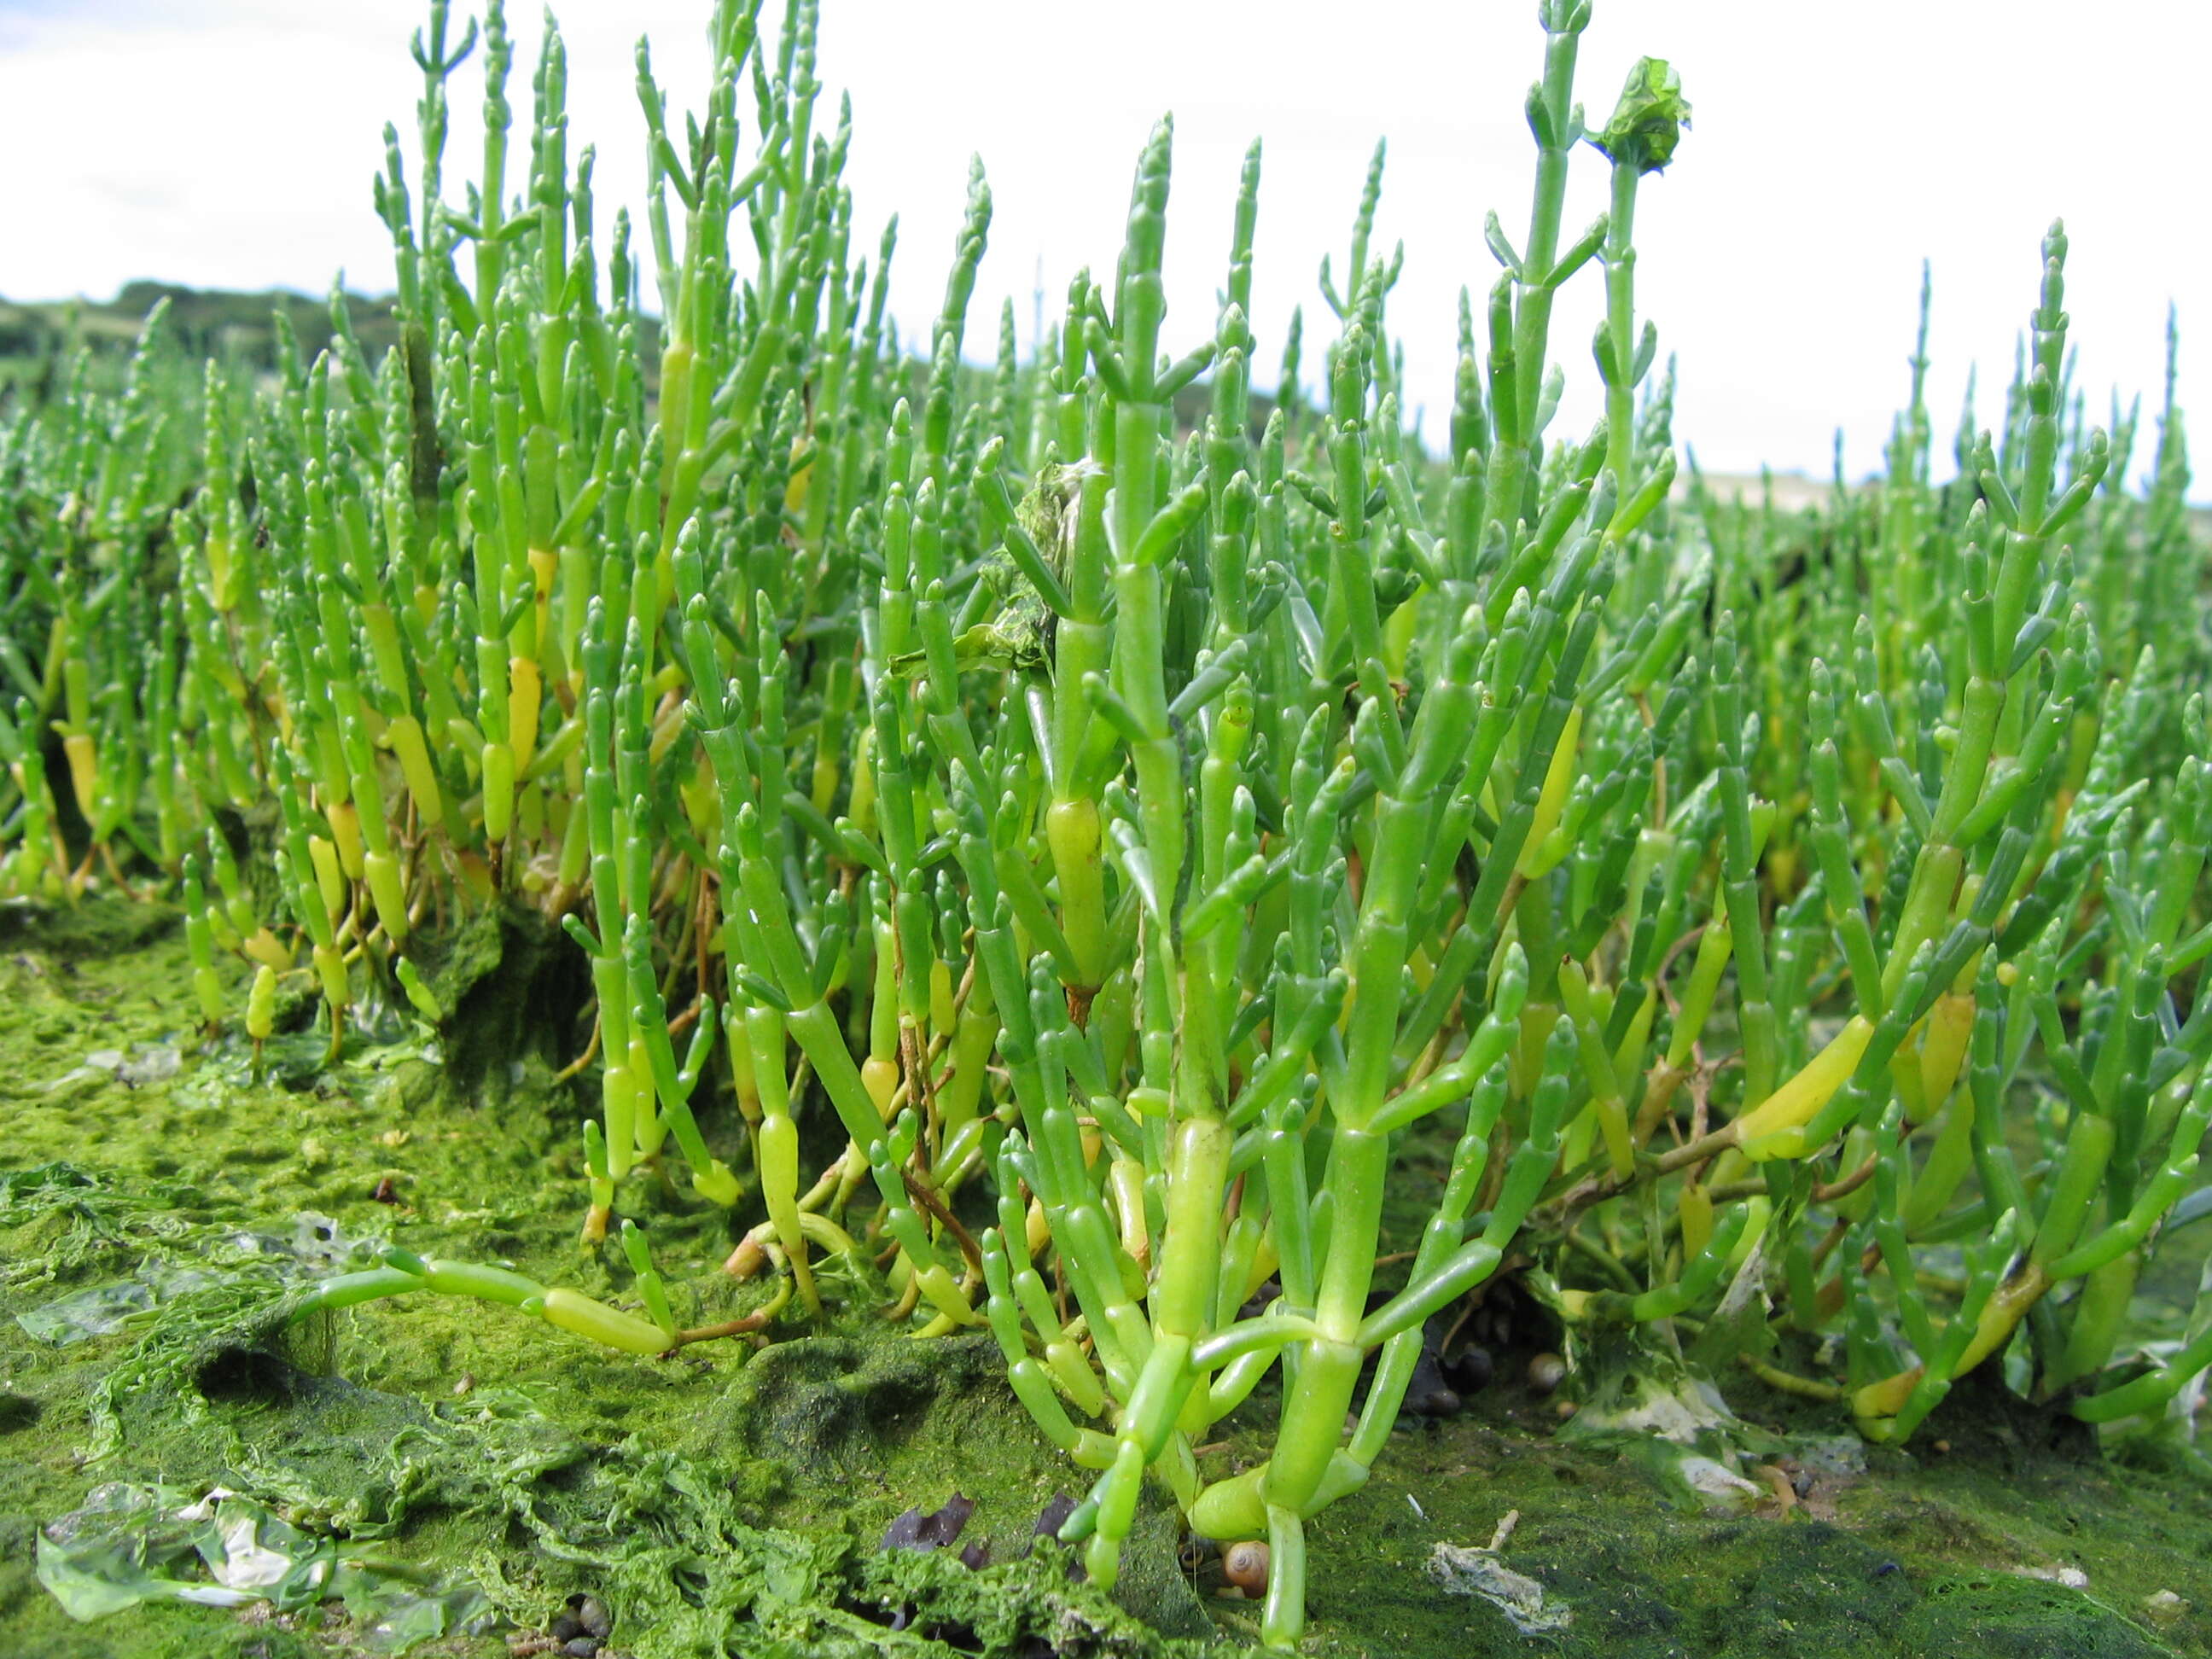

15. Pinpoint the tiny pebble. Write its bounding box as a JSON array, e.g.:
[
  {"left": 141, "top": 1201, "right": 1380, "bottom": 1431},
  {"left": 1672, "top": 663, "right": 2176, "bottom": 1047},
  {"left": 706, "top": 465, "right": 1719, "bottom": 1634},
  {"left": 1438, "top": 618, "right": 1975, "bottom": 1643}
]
[
  {"left": 550, "top": 1614, "right": 583, "bottom": 1641},
  {"left": 574, "top": 1595, "right": 613, "bottom": 1639},
  {"left": 1553, "top": 1399, "right": 1577, "bottom": 1421},
  {"left": 1527, "top": 1353, "right": 1567, "bottom": 1394},
  {"left": 1443, "top": 1346, "right": 1494, "bottom": 1394},
  {"left": 2145, "top": 1590, "right": 2188, "bottom": 1627},
  {"left": 562, "top": 1639, "right": 601, "bottom": 1659},
  {"left": 1223, "top": 1540, "right": 1271, "bottom": 1595}
]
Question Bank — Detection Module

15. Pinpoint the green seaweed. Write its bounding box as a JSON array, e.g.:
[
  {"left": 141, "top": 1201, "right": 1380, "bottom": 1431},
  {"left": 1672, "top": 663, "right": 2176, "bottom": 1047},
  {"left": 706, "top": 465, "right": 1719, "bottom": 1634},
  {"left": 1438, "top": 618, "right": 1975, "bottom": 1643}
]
[{"left": 3, "top": 903, "right": 2209, "bottom": 1657}]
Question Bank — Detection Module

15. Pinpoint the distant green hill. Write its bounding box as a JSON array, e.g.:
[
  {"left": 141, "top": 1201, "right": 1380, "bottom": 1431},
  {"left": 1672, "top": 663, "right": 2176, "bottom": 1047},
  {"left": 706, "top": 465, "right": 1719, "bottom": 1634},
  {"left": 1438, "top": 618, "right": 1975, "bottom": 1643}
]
[
  {"left": 0, "top": 281, "right": 402, "bottom": 401},
  {"left": 0, "top": 280, "right": 1278, "bottom": 453}
]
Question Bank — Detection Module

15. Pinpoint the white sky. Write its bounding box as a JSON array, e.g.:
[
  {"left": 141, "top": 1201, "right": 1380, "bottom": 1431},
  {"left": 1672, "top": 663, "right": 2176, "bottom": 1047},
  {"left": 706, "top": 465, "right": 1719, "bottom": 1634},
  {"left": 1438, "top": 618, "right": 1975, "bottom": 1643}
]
[{"left": 1, "top": 0, "right": 2204, "bottom": 487}]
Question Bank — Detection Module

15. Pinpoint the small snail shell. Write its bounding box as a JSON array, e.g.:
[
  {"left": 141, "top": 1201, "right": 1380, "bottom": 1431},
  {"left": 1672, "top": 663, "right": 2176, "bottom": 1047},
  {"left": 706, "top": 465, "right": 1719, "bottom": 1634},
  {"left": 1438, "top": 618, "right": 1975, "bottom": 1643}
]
[
  {"left": 1223, "top": 1540, "right": 1272, "bottom": 1595},
  {"left": 1527, "top": 1352, "right": 1568, "bottom": 1394}
]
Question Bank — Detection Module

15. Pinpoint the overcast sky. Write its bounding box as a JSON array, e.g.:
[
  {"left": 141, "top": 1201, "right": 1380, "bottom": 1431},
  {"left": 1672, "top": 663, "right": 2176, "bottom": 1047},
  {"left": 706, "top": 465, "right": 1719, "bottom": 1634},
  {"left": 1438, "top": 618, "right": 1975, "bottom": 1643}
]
[{"left": 1, "top": 0, "right": 2203, "bottom": 487}]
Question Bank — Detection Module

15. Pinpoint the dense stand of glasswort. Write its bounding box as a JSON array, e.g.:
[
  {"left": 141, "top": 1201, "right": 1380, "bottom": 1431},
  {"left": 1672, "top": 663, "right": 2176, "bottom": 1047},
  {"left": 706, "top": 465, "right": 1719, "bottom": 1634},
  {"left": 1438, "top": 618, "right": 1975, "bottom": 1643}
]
[{"left": 1, "top": 0, "right": 2207, "bottom": 1644}]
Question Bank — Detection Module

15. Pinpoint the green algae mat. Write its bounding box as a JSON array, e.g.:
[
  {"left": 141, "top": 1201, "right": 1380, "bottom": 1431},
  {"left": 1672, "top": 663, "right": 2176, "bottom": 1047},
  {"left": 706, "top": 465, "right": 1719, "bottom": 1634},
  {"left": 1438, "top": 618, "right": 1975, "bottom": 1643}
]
[{"left": 3, "top": 898, "right": 2207, "bottom": 1659}]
